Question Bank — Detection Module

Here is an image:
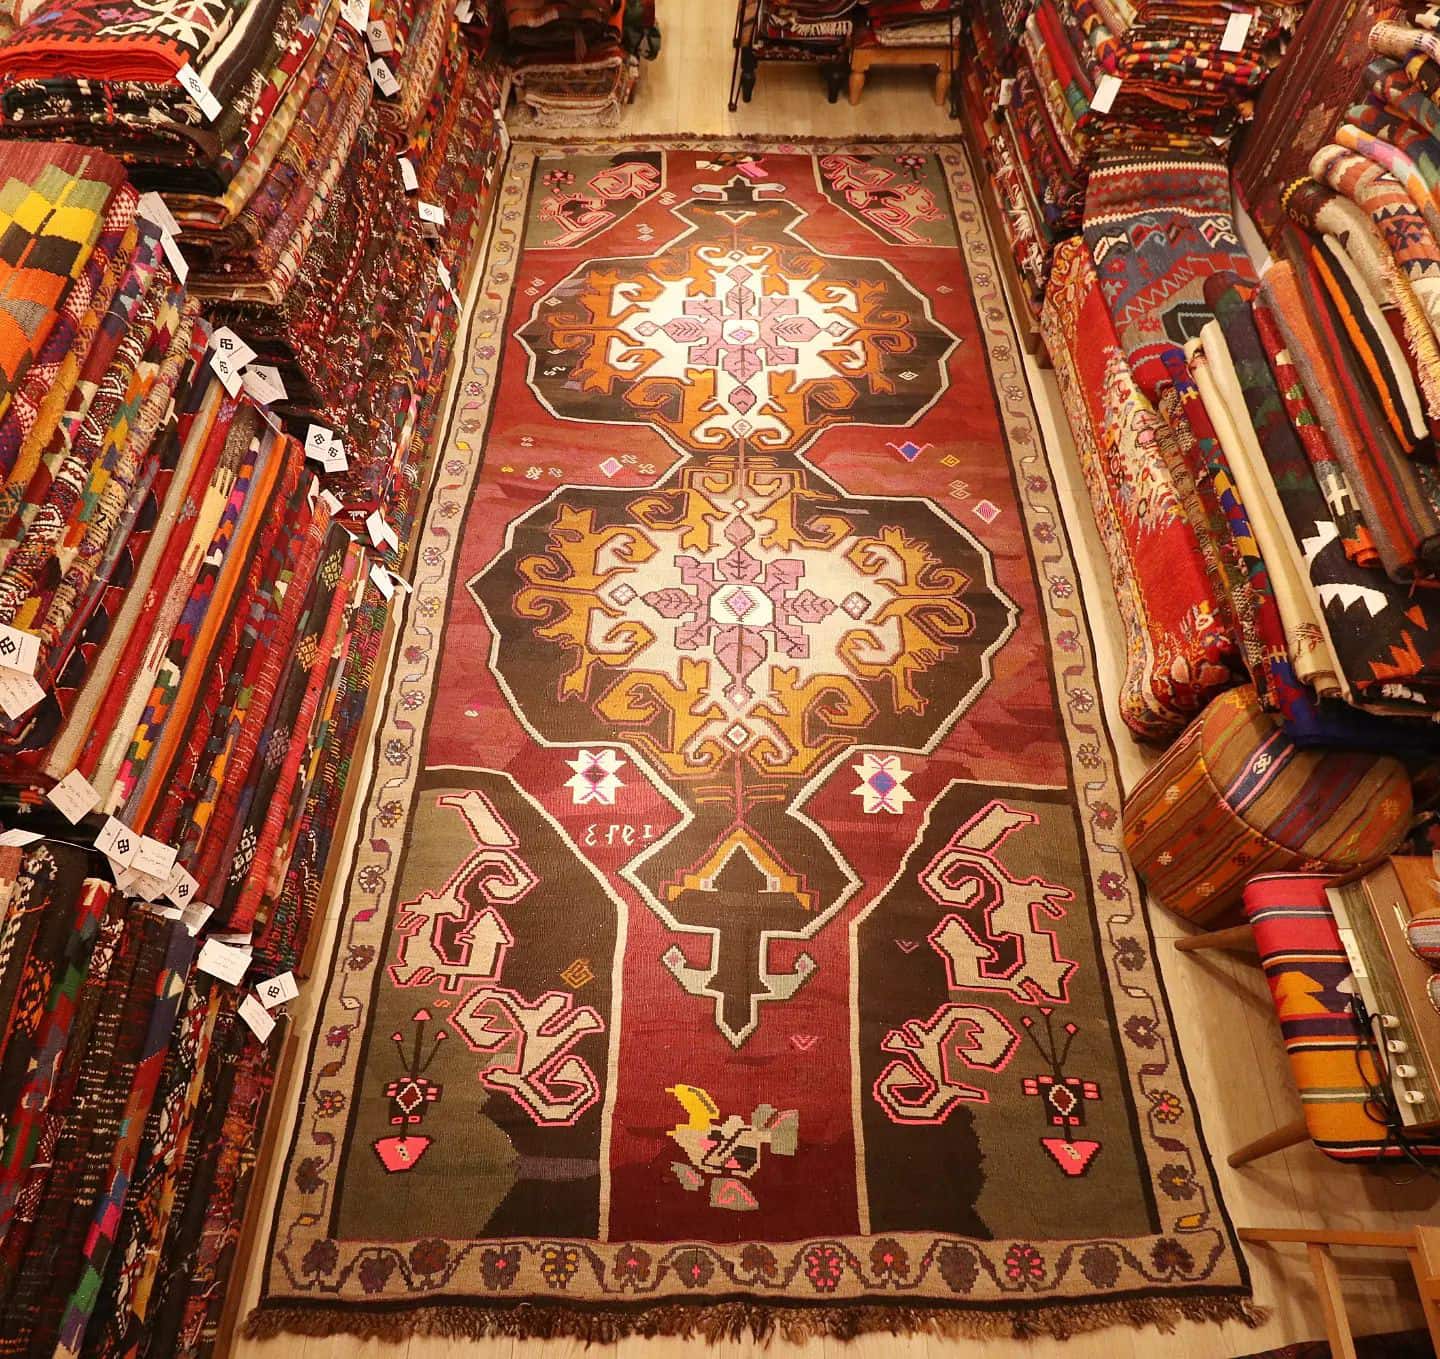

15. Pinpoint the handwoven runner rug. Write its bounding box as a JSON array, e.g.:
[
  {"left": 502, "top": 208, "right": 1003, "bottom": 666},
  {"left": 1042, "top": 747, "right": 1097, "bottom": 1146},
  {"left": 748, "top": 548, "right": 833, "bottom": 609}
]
[{"left": 247, "top": 139, "right": 1254, "bottom": 1343}]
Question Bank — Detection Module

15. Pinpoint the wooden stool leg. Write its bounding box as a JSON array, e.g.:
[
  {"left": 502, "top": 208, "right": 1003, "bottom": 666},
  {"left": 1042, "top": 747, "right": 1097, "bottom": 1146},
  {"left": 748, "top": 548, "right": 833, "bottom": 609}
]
[
  {"left": 848, "top": 68, "right": 864, "bottom": 105},
  {"left": 1308, "top": 1244, "right": 1359, "bottom": 1359},
  {"left": 1409, "top": 1228, "right": 1440, "bottom": 1355},
  {"left": 933, "top": 66, "right": 948, "bottom": 105},
  {"left": 1175, "top": 923, "right": 1257, "bottom": 954},
  {"left": 1227, "top": 1117, "right": 1309, "bottom": 1168}
]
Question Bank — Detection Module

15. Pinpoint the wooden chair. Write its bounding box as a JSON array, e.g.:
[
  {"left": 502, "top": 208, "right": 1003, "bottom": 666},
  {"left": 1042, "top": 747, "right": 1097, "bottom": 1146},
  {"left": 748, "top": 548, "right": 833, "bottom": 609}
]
[{"left": 1238, "top": 1227, "right": 1440, "bottom": 1359}]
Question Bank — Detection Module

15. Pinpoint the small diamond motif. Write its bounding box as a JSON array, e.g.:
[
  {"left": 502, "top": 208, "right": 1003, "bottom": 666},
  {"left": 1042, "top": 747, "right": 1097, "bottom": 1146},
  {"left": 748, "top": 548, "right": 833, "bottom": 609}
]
[
  {"left": 841, "top": 591, "right": 869, "bottom": 619},
  {"left": 599, "top": 456, "right": 622, "bottom": 478},
  {"left": 972, "top": 499, "right": 1000, "bottom": 524},
  {"left": 941, "top": 454, "right": 960, "bottom": 467},
  {"left": 724, "top": 723, "right": 750, "bottom": 748},
  {"left": 724, "top": 588, "right": 756, "bottom": 619},
  {"left": 899, "top": 369, "right": 918, "bottom": 381},
  {"left": 610, "top": 583, "right": 637, "bottom": 605}
]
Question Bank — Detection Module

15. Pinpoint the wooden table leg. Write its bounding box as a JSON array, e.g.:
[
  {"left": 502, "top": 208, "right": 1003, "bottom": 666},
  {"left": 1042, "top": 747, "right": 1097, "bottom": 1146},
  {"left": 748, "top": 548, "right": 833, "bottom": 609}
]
[
  {"left": 848, "top": 67, "right": 865, "bottom": 105},
  {"left": 933, "top": 66, "right": 949, "bottom": 106},
  {"left": 1308, "top": 1243, "right": 1359, "bottom": 1359},
  {"left": 1227, "top": 1117, "right": 1309, "bottom": 1168}
]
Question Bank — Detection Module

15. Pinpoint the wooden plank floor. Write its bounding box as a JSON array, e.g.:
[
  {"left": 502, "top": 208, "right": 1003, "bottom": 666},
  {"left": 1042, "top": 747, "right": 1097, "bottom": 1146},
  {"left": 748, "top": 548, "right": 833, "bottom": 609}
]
[{"left": 232, "top": 8, "right": 1440, "bottom": 1356}]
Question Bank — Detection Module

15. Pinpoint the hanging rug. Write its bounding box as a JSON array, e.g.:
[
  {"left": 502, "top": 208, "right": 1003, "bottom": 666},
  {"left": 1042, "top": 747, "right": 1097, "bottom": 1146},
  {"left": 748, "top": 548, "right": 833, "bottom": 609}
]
[{"left": 246, "top": 138, "right": 1256, "bottom": 1344}]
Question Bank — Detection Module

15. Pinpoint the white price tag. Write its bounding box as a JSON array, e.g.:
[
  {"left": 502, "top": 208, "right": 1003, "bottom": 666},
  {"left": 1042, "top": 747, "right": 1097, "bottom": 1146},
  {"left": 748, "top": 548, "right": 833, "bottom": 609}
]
[
  {"left": 456, "top": 0, "right": 473, "bottom": 19},
  {"left": 366, "top": 18, "right": 393, "bottom": 51},
  {"left": 256, "top": 970, "right": 300, "bottom": 1009},
  {"left": 175, "top": 62, "right": 223, "bottom": 121},
  {"left": 370, "top": 562, "right": 397, "bottom": 599},
  {"left": 1090, "top": 74, "right": 1121, "bottom": 115},
  {"left": 239, "top": 992, "right": 277, "bottom": 1041},
  {"left": 180, "top": 901, "right": 214, "bottom": 935},
  {"left": 210, "top": 929, "right": 253, "bottom": 948},
  {"left": 1221, "top": 10, "right": 1253, "bottom": 52},
  {"left": 321, "top": 437, "right": 348, "bottom": 473},
  {"left": 305, "top": 424, "right": 334, "bottom": 460},
  {"left": 365, "top": 510, "right": 399, "bottom": 552},
  {"left": 95, "top": 815, "right": 137, "bottom": 868},
  {"left": 241, "top": 364, "right": 287, "bottom": 406},
  {"left": 197, "top": 937, "right": 252, "bottom": 986},
  {"left": 0, "top": 670, "right": 44, "bottom": 721},
  {"left": 318, "top": 489, "right": 345, "bottom": 516},
  {"left": 210, "top": 327, "right": 255, "bottom": 396},
  {"left": 160, "top": 231, "right": 189, "bottom": 285},
  {"left": 0, "top": 624, "right": 40, "bottom": 676},
  {"left": 48, "top": 769, "right": 99, "bottom": 824},
  {"left": 210, "top": 326, "right": 256, "bottom": 368},
  {"left": 998, "top": 77, "right": 1015, "bottom": 107},
  {"left": 417, "top": 200, "right": 445, "bottom": 227},
  {"left": 0, "top": 828, "right": 43, "bottom": 847},
  {"left": 116, "top": 865, "right": 172, "bottom": 901},
  {"left": 341, "top": 0, "right": 368, "bottom": 31},
  {"left": 132, "top": 835, "right": 178, "bottom": 881},
  {"left": 370, "top": 58, "right": 400, "bottom": 97},
  {"left": 165, "top": 862, "right": 200, "bottom": 907},
  {"left": 398, "top": 156, "right": 419, "bottom": 193},
  {"left": 136, "top": 191, "right": 181, "bottom": 239}
]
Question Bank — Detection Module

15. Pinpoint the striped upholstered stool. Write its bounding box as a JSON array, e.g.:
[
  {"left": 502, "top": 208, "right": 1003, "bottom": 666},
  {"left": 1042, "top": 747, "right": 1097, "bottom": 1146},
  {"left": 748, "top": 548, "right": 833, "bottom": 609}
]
[
  {"left": 1123, "top": 685, "right": 1411, "bottom": 926},
  {"left": 1178, "top": 872, "right": 1440, "bottom": 1167}
]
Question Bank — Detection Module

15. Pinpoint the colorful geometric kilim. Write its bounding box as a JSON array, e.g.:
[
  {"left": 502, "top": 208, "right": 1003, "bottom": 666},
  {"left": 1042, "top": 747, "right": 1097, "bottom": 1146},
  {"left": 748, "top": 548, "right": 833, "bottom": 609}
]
[{"left": 248, "top": 142, "right": 1254, "bottom": 1345}]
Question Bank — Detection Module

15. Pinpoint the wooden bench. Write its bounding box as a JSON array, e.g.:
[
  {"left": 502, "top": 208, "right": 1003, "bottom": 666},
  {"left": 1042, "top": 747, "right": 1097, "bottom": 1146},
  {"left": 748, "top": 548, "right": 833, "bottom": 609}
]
[{"left": 848, "top": 44, "right": 951, "bottom": 106}]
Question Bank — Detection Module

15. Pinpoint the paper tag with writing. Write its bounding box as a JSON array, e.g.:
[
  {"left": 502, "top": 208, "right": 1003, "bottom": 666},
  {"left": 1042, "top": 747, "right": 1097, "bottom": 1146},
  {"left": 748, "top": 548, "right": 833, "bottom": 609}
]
[
  {"left": 1090, "top": 74, "right": 1121, "bottom": 115},
  {"left": 241, "top": 364, "right": 287, "bottom": 406},
  {"left": 239, "top": 992, "right": 277, "bottom": 1042},
  {"left": 137, "top": 190, "right": 181, "bottom": 238},
  {"left": 210, "top": 327, "right": 255, "bottom": 396},
  {"left": 366, "top": 510, "right": 399, "bottom": 552},
  {"left": 0, "top": 827, "right": 43, "bottom": 847},
  {"left": 305, "top": 424, "right": 334, "bottom": 460},
  {"left": 370, "top": 58, "right": 400, "bottom": 97},
  {"left": 0, "top": 670, "right": 44, "bottom": 721},
  {"left": 341, "top": 0, "right": 368, "bottom": 31},
  {"left": 417, "top": 200, "right": 445, "bottom": 227},
  {"left": 257, "top": 970, "right": 300, "bottom": 1009},
  {"left": 398, "top": 156, "right": 419, "bottom": 193},
  {"left": 210, "top": 930, "right": 253, "bottom": 948},
  {"left": 0, "top": 624, "right": 40, "bottom": 676},
  {"left": 1220, "top": 10, "right": 1253, "bottom": 52},
  {"left": 366, "top": 18, "right": 393, "bottom": 51},
  {"left": 133, "top": 835, "right": 178, "bottom": 882},
  {"left": 321, "top": 437, "right": 348, "bottom": 473},
  {"left": 455, "top": 0, "right": 473, "bottom": 19},
  {"left": 181, "top": 901, "right": 214, "bottom": 935},
  {"left": 197, "top": 938, "right": 252, "bottom": 986},
  {"left": 319, "top": 489, "right": 345, "bottom": 516},
  {"left": 116, "top": 864, "right": 173, "bottom": 901},
  {"left": 48, "top": 769, "right": 99, "bottom": 824},
  {"left": 165, "top": 862, "right": 200, "bottom": 908},
  {"left": 176, "top": 62, "right": 223, "bottom": 121},
  {"left": 95, "top": 816, "right": 137, "bottom": 868},
  {"left": 160, "top": 231, "right": 189, "bottom": 284},
  {"left": 998, "top": 78, "right": 1015, "bottom": 107}
]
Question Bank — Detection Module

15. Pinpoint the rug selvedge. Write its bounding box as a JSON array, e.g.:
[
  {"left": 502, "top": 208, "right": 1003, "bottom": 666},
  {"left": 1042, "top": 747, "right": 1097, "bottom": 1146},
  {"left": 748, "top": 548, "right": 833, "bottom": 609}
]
[{"left": 245, "top": 138, "right": 1257, "bottom": 1343}]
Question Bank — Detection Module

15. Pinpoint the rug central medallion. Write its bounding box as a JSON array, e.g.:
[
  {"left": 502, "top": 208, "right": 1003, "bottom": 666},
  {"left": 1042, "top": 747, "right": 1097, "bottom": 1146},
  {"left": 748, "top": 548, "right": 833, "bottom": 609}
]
[{"left": 477, "top": 175, "right": 1013, "bottom": 1045}]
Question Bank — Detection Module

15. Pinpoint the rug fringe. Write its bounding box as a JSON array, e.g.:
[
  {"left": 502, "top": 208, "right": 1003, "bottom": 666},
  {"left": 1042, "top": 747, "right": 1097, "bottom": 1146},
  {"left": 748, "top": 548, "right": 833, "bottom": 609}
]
[{"left": 243, "top": 1294, "right": 1267, "bottom": 1345}]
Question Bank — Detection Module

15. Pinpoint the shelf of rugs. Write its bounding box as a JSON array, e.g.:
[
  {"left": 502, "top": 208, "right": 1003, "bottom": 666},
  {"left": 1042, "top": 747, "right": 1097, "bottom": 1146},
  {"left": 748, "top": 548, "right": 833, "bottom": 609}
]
[
  {"left": 955, "top": 0, "right": 1295, "bottom": 328},
  {"left": 0, "top": 0, "right": 509, "bottom": 1353},
  {"left": 1032, "top": 2, "right": 1440, "bottom": 755}
]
